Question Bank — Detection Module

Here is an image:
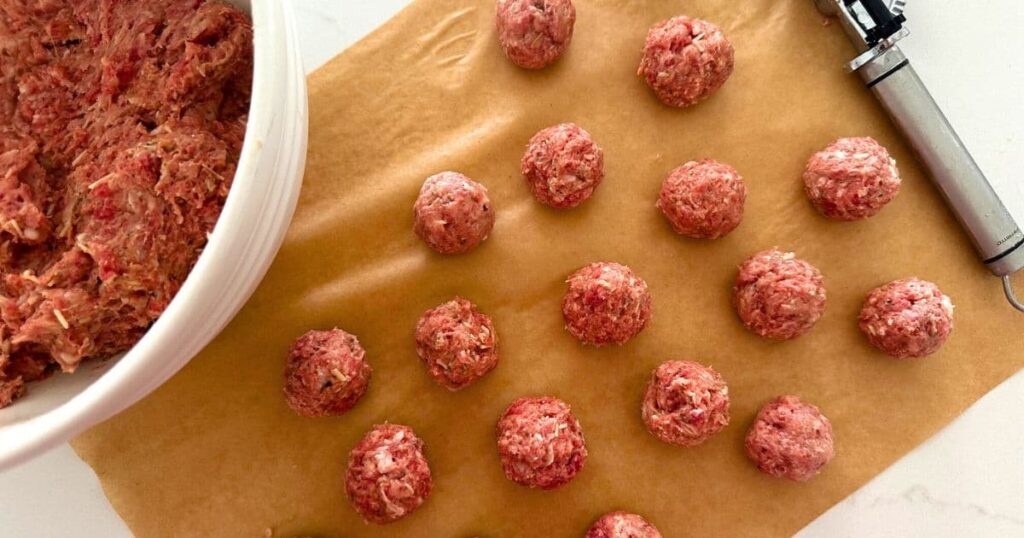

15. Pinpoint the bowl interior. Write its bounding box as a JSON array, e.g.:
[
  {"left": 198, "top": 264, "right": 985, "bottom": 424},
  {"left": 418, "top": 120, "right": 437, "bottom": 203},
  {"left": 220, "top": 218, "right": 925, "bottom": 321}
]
[{"left": 0, "top": 0, "right": 261, "bottom": 433}]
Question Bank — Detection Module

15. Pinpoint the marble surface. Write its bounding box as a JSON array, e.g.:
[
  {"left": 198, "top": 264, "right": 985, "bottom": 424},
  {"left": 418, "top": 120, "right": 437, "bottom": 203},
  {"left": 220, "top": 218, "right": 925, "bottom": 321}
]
[{"left": 1, "top": 1, "right": 1021, "bottom": 536}]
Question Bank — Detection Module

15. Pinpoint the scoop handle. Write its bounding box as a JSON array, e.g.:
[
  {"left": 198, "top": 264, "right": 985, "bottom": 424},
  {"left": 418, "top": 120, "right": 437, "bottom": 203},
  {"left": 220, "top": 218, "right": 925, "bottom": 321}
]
[{"left": 857, "top": 46, "right": 1024, "bottom": 277}]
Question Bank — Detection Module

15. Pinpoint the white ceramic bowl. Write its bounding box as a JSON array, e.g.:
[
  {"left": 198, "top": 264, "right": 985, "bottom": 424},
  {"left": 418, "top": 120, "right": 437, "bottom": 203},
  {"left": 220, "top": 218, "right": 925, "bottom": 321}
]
[{"left": 0, "top": 0, "right": 307, "bottom": 470}]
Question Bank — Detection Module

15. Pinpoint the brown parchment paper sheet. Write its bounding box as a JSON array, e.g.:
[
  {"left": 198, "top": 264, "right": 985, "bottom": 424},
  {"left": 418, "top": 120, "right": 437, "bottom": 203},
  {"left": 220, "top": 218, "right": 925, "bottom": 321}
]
[{"left": 73, "top": 0, "right": 1024, "bottom": 536}]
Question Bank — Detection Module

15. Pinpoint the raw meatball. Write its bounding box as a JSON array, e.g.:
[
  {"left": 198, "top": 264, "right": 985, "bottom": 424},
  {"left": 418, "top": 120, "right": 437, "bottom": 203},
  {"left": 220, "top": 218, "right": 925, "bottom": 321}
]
[
  {"left": 859, "top": 278, "right": 954, "bottom": 358},
  {"left": 803, "top": 137, "right": 901, "bottom": 221},
  {"left": 346, "top": 423, "right": 433, "bottom": 524},
  {"left": 283, "top": 328, "right": 371, "bottom": 417},
  {"left": 745, "top": 395, "right": 834, "bottom": 482},
  {"left": 585, "top": 511, "right": 662, "bottom": 538},
  {"left": 563, "top": 262, "right": 652, "bottom": 346},
  {"left": 657, "top": 159, "right": 746, "bottom": 239},
  {"left": 521, "top": 123, "right": 605, "bottom": 209},
  {"left": 637, "top": 16, "right": 735, "bottom": 108},
  {"left": 415, "top": 297, "right": 499, "bottom": 390},
  {"left": 413, "top": 171, "right": 495, "bottom": 255},
  {"left": 733, "top": 249, "right": 826, "bottom": 340},
  {"left": 496, "top": 0, "right": 576, "bottom": 69},
  {"left": 496, "top": 396, "right": 587, "bottom": 489},
  {"left": 641, "top": 360, "right": 730, "bottom": 447}
]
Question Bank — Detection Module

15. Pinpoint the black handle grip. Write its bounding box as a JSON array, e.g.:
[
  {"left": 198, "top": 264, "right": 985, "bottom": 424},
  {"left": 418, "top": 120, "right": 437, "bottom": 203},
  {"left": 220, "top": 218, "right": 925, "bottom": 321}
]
[{"left": 847, "top": 0, "right": 906, "bottom": 43}]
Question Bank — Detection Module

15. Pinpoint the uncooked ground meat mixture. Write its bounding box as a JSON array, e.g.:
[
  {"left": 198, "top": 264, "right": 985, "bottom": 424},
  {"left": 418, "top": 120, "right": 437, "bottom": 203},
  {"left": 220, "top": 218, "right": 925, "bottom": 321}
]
[
  {"left": 859, "top": 277, "right": 954, "bottom": 358},
  {"left": 585, "top": 511, "right": 663, "bottom": 538},
  {"left": 414, "top": 297, "right": 499, "bottom": 390},
  {"left": 562, "top": 262, "right": 652, "bottom": 346},
  {"left": 0, "top": 0, "right": 252, "bottom": 407},
  {"left": 495, "top": 0, "right": 576, "bottom": 69},
  {"left": 641, "top": 360, "right": 730, "bottom": 447},
  {"left": 637, "top": 16, "right": 735, "bottom": 108},
  {"left": 745, "top": 395, "right": 834, "bottom": 482},
  {"left": 345, "top": 423, "right": 433, "bottom": 525},
  {"left": 283, "top": 328, "right": 371, "bottom": 418},
  {"left": 413, "top": 171, "right": 495, "bottom": 255},
  {"left": 657, "top": 159, "right": 746, "bottom": 239},
  {"left": 496, "top": 396, "right": 587, "bottom": 489},
  {"left": 733, "top": 249, "right": 826, "bottom": 340},
  {"left": 521, "top": 123, "right": 605, "bottom": 209},
  {"left": 803, "top": 137, "right": 901, "bottom": 221}
]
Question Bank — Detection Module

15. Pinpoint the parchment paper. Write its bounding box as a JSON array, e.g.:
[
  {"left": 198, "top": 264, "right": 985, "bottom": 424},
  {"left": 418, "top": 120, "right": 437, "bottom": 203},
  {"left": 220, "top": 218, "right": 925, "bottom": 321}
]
[{"left": 72, "top": 0, "right": 1024, "bottom": 536}]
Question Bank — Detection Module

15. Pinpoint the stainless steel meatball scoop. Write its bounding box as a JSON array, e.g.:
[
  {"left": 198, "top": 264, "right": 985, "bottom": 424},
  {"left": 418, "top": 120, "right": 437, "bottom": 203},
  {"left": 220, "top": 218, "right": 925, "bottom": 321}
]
[{"left": 815, "top": 0, "right": 1024, "bottom": 312}]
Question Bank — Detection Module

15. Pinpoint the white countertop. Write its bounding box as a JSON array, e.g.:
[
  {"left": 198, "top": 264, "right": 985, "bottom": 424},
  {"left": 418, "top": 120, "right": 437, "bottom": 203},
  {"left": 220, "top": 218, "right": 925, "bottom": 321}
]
[{"left": 1, "top": 1, "right": 1021, "bottom": 536}]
